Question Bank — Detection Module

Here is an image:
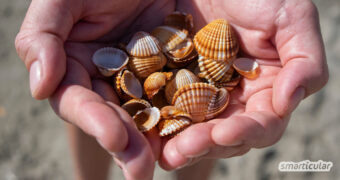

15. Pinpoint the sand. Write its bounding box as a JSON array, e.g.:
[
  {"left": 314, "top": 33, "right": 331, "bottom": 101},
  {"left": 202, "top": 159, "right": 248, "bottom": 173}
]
[{"left": 0, "top": 0, "right": 339, "bottom": 179}]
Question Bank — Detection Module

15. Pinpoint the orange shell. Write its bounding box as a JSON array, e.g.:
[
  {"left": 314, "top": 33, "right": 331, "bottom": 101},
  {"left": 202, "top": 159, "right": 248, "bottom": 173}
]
[
  {"left": 151, "top": 26, "right": 188, "bottom": 52},
  {"left": 122, "top": 99, "right": 152, "bottom": 116},
  {"left": 233, "top": 58, "right": 260, "bottom": 79},
  {"left": 126, "top": 31, "right": 161, "bottom": 57},
  {"left": 128, "top": 53, "right": 167, "bottom": 79},
  {"left": 133, "top": 107, "right": 161, "bottom": 132},
  {"left": 164, "top": 11, "right": 194, "bottom": 33},
  {"left": 144, "top": 72, "right": 173, "bottom": 99},
  {"left": 158, "top": 118, "right": 191, "bottom": 136},
  {"left": 197, "top": 56, "right": 234, "bottom": 83},
  {"left": 193, "top": 19, "right": 239, "bottom": 61},
  {"left": 114, "top": 69, "right": 143, "bottom": 102}
]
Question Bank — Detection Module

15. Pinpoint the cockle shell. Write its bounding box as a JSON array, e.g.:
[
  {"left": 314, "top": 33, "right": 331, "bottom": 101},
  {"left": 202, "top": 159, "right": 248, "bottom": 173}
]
[
  {"left": 197, "top": 56, "right": 235, "bottom": 83},
  {"left": 233, "top": 58, "right": 260, "bottom": 79},
  {"left": 126, "top": 31, "right": 161, "bottom": 57},
  {"left": 193, "top": 19, "right": 239, "bottom": 61},
  {"left": 151, "top": 26, "right": 188, "bottom": 52},
  {"left": 172, "top": 83, "right": 230, "bottom": 123},
  {"left": 213, "top": 74, "right": 241, "bottom": 90},
  {"left": 122, "top": 99, "right": 152, "bottom": 116},
  {"left": 128, "top": 53, "right": 167, "bottom": 79},
  {"left": 150, "top": 89, "right": 169, "bottom": 109},
  {"left": 165, "top": 38, "right": 198, "bottom": 68},
  {"left": 144, "top": 72, "right": 173, "bottom": 99},
  {"left": 164, "top": 11, "right": 194, "bottom": 33},
  {"left": 114, "top": 69, "right": 143, "bottom": 102},
  {"left": 158, "top": 106, "right": 192, "bottom": 136},
  {"left": 92, "top": 47, "right": 129, "bottom": 76},
  {"left": 165, "top": 69, "right": 201, "bottom": 104},
  {"left": 133, "top": 107, "right": 161, "bottom": 132}
]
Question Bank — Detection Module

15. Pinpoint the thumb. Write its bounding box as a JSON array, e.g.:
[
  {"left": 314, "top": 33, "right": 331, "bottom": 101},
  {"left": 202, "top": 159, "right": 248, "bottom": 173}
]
[{"left": 15, "top": 0, "right": 80, "bottom": 99}]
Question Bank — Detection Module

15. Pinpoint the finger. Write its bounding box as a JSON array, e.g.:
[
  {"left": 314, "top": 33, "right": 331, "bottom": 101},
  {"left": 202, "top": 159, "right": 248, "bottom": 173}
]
[
  {"left": 49, "top": 58, "right": 128, "bottom": 153},
  {"left": 273, "top": 1, "right": 328, "bottom": 116},
  {"left": 159, "top": 138, "right": 189, "bottom": 170},
  {"left": 15, "top": 0, "right": 81, "bottom": 99},
  {"left": 212, "top": 89, "right": 288, "bottom": 148}
]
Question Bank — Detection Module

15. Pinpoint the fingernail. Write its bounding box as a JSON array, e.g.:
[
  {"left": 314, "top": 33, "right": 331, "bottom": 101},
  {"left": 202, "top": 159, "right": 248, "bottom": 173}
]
[
  {"left": 289, "top": 87, "right": 306, "bottom": 114},
  {"left": 29, "top": 61, "right": 42, "bottom": 96},
  {"left": 187, "top": 148, "right": 210, "bottom": 158},
  {"left": 176, "top": 158, "right": 193, "bottom": 170},
  {"left": 228, "top": 140, "right": 243, "bottom": 146}
]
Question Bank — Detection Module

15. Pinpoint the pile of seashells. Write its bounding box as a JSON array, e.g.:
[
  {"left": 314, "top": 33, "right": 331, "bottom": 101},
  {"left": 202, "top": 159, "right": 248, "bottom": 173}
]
[{"left": 92, "top": 12, "right": 260, "bottom": 137}]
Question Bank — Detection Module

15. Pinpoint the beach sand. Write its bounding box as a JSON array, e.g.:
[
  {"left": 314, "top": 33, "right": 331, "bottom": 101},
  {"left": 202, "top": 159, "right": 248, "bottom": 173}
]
[{"left": 0, "top": 0, "right": 339, "bottom": 179}]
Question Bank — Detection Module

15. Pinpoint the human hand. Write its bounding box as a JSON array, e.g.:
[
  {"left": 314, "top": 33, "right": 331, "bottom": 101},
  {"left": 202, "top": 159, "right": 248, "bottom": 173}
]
[
  {"left": 159, "top": 0, "right": 329, "bottom": 169},
  {"left": 15, "top": 0, "right": 176, "bottom": 179}
]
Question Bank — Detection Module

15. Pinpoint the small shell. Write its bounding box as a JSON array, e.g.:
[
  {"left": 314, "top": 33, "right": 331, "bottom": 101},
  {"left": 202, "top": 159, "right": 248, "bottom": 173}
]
[
  {"left": 122, "top": 99, "right": 152, "bottom": 116},
  {"left": 213, "top": 74, "right": 241, "bottom": 90},
  {"left": 144, "top": 72, "right": 173, "bottom": 99},
  {"left": 128, "top": 53, "right": 167, "bottom": 79},
  {"left": 198, "top": 56, "right": 234, "bottom": 83},
  {"left": 92, "top": 47, "right": 129, "bottom": 76},
  {"left": 133, "top": 107, "right": 161, "bottom": 132},
  {"left": 151, "top": 89, "right": 169, "bottom": 109},
  {"left": 165, "top": 38, "right": 198, "bottom": 69},
  {"left": 233, "top": 58, "right": 260, "bottom": 79},
  {"left": 172, "top": 83, "right": 230, "bottom": 123},
  {"left": 165, "top": 69, "right": 201, "bottom": 104},
  {"left": 164, "top": 11, "right": 194, "bottom": 33},
  {"left": 158, "top": 106, "right": 192, "bottom": 136},
  {"left": 114, "top": 69, "right": 143, "bottom": 101},
  {"left": 151, "top": 26, "right": 188, "bottom": 52},
  {"left": 126, "top": 31, "right": 161, "bottom": 57},
  {"left": 193, "top": 19, "right": 239, "bottom": 61}
]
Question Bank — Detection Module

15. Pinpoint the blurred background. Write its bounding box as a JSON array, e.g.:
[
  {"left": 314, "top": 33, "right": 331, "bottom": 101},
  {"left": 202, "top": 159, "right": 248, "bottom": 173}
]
[{"left": 0, "top": 0, "right": 339, "bottom": 179}]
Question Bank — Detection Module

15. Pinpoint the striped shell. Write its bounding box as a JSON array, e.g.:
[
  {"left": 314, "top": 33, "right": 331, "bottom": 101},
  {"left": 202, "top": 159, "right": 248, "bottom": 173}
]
[
  {"left": 133, "top": 107, "right": 161, "bottom": 132},
  {"left": 158, "top": 106, "right": 192, "bottom": 136},
  {"left": 114, "top": 69, "right": 143, "bottom": 102},
  {"left": 165, "top": 69, "right": 201, "bottom": 104},
  {"left": 165, "top": 38, "right": 198, "bottom": 69},
  {"left": 144, "top": 72, "right": 173, "bottom": 99},
  {"left": 193, "top": 19, "right": 239, "bottom": 61},
  {"left": 233, "top": 58, "right": 260, "bottom": 79},
  {"left": 164, "top": 11, "right": 194, "bottom": 33},
  {"left": 92, "top": 47, "right": 129, "bottom": 77},
  {"left": 122, "top": 99, "right": 152, "bottom": 116},
  {"left": 198, "top": 56, "right": 235, "bottom": 83},
  {"left": 126, "top": 31, "right": 161, "bottom": 57},
  {"left": 172, "top": 83, "right": 230, "bottom": 123},
  {"left": 151, "top": 26, "right": 188, "bottom": 52},
  {"left": 128, "top": 53, "right": 167, "bottom": 79}
]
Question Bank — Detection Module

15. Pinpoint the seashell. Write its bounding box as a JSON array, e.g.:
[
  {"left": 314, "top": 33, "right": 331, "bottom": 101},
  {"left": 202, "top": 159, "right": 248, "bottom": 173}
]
[
  {"left": 213, "top": 74, "right": 241, "bottom": 90},
  {"left": 165, "top": 38, "right": 198, "bottom": 69},
  {"left": 151, "top": 26, "right": 188, "bottom": 52},
  {"left": 122, "top": 99, "right": 152, "bottom": 116},
  {"left": 144, "top": 72, "right": 173, "bottom": 99},
  {"left": 133, "top": 107, "right": 161, "bottom": 132},
  {"left": 150, "top": 89, "right": 169, "bottom": 109},
  {"left": 197, "top": 56, "right": 234, "bottom": 83},
  {"left": 126, "top": 31, "right": 161, "bottom": 57},
  {"left": 164, "top": 11, "right": 194, "bottom": 33},
  {"left": 233, "top": 58, "right": 260, "bottom": 79},
  {"left": 128, "top": 53, "right": 167, "bottom": 79},
  {"left": 165, "top": 69, "right": 201, "bottom": 104},
  {"left": 92, "top": 47, "right": 129, "bottom": 76},
  {"left": 193, "top": 19, "right": 239, "bottom": 61},
  {"left": 114, "top": 69, "right": 143, "bottom": 101},
  {"left": 158, "top": 106, "right": 192, "bottom": 136},
  {"left": 172, "top": 83, "right": 230, "bottom": 123}
]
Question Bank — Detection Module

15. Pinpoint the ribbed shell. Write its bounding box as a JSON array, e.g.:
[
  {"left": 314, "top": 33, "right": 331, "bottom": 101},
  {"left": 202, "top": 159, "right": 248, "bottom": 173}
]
[
  {"left": 133, "top": 107, "right": 161, "bottom": 132},
  {"left": 126, "top": 31, "right": 161, "bottom": 57},
  {"left": 92, "top": 47, "right": 129, "bottom": 77},
  {"left": 198, "top": 56, "right": 234, "bottom": 83},
  {"left": 128, "top": 53, "right": 167, "bottom": 79},
  {"left": 165, "top": 38, "right": 198, "bottom": 69},
  {"left": 144, "top": 72, "right": 173, "bottom": 99},
  {"left": 172, "top": 83, "right": 230, "bottom": 123},
  {"left": 193, "top": 19, "right": 239, "bottom": 61},
  {"left": 158, "top": 118, "right": 191, "bottom": 136},
  {"left": 114, "top": 69, "right": 143, "bottom": 102},
  {"left": 164, "top": 11, "right": 194, "bottom": 33},
  {"left": 151, "top": 26, "right": 188, "bottom": 52},
  {"left": 165, "top": 69, "right": 201, "bottom": 104},
  {"left": 122, "top": 99, "right": 152, "bottom": 116}
]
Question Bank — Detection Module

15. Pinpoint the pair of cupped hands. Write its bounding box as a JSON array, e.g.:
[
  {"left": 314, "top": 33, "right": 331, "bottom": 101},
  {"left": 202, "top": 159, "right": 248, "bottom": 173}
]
[{"left": 16, "top": 0, "right": 328, "bottom": 179}]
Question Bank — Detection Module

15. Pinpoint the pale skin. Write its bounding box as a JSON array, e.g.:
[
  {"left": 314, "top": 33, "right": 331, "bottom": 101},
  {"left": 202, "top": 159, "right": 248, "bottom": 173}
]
[{"left": 15, "top": 0, "right": 328, "bottom": 180}]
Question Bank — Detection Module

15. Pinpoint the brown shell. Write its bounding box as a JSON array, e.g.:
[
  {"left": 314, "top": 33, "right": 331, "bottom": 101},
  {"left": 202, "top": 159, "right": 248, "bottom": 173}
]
[
  {"left": 164, "top": 11, "right": 194, "bottom": 33},
  {"left": 150, "top": 89, "right": 169, "bottom": 109},
  {"left": 126, "top": 31, "right": 161, "bottom": 57},
  {"left": 233, "top": 58, "right": 260, "bottom": 79},
  {"left": 122, "top": 99, "right": 152, "bottom": 116},
  {"left": 172, "top": 83, "right": 230, "bottom": 123},
  {"left": 213, "top": 74, "right": 241, "bottom": 90},
  {"left": 144, "top": 72, "right": 173, "bottom": 99},
  {"left": 128, "top": 53, "right": 167, "bottom": 79},
  {"left": 193, "top": 19, "right": 239, "bottom": 61},
  {"left": 165, "top": 69, "right": 201, "bottom": 104},
  {"left": 114, "top": 69, "right": 143, "bottom": 102},
  {"left": 158, "top": 118, "right": 191, "bottom": 137},
  {"left": 160, "top": 106, "right": 192, "bottom": 120},
  {"left": 197, "top": 56, "right": 234, "bottom": 83},
  {"left": 165, "top": 38, "right": 198, "bottom": 69},
  {"left": 92, "top": 47, "right": 129, "bottom": 77},
  {"left": 151, "top": 26, "right": 188, "bottom": 52},
  {"left": 133, "top": 107, "right": 161, "bottom": 132}
]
